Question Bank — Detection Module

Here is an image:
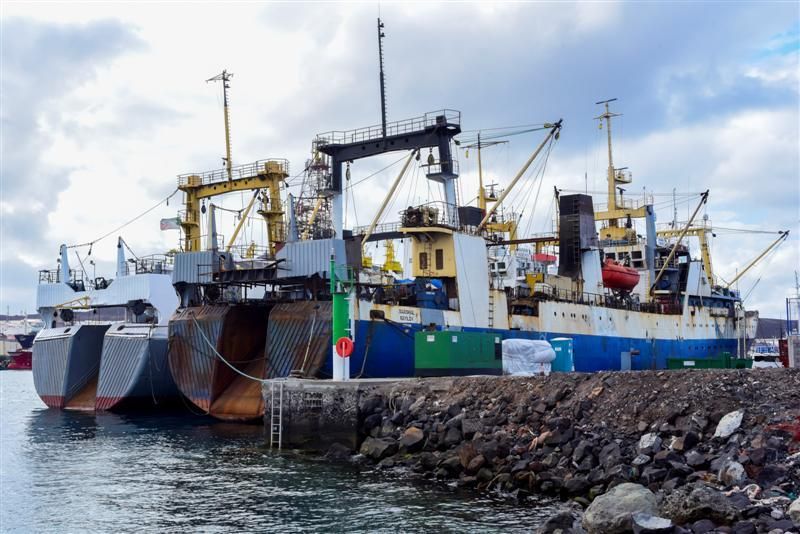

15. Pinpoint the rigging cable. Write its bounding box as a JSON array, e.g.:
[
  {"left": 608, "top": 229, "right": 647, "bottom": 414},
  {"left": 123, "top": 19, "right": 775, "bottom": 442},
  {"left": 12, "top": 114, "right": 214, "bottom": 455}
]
[{"left": 67, "top": 188, "right": 180, "bottom": 249}]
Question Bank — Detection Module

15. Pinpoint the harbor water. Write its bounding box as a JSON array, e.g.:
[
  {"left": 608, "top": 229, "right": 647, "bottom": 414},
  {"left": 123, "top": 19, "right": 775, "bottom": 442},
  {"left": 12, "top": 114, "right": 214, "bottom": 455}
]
[{"left": 0, "top": 371, "right": 557, "bottom": 532}]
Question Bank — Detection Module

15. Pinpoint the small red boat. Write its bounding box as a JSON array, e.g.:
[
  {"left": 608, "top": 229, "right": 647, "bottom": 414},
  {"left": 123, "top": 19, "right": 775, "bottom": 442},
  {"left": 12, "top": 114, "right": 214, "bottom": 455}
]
[
  {"left": 602, "top": 258, "right": 640, "bottom": 291},
  {"left": 8, "top": 349, "right": 32, "bottom": 370},
  {"left": 7, "top": 334, "right": 35, "bottom": 370}
]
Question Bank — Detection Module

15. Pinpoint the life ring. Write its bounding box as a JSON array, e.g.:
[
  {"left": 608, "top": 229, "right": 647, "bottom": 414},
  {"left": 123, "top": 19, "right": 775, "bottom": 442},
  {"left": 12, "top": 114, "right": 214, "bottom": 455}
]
[{"left": 335, "top": 337, "right": 354, "bottom": 358}]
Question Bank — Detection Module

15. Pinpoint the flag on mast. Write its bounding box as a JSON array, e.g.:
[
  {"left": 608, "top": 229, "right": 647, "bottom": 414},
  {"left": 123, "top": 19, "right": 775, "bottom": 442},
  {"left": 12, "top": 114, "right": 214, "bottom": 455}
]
[{"left": 160, "top": 217, "right": 181, "bottom": 231}]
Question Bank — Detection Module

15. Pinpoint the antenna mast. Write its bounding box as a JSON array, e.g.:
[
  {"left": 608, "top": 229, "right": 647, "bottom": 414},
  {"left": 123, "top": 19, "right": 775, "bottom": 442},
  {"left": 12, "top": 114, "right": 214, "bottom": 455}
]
[
  {"left": 378, "top": 18, "right": 387, "bottom": 139},
  {"left": 594, "top": 98, "right": 621, "bottom": 211},
  {"left": 207, "top": 70, "right": 234, "bottom": 181}
]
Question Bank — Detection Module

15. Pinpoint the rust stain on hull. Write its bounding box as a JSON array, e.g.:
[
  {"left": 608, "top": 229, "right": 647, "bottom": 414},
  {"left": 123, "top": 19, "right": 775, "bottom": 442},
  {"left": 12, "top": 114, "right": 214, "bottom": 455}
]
[
  {"left": 266, "top": 301, "right": 331, "bottom": 379},
  {"left": 168, "top": 304, "right": 270, "bottom": 420}
]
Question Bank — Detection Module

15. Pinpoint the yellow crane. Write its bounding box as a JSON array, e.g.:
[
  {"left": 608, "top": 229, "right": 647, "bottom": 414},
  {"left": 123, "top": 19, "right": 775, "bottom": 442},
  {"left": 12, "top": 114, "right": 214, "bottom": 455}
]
[
  {"left": 178, "top": 69, "right": 288, "bottom": 255},
  {"left": 177, "top": 160, "right": 288, "bottom": 254},
  {"left": 657, "top": 225, "right": 716, "bottom": 286},
  {"left": 724, "top": 230, "right": 789, "bottom": 289}
]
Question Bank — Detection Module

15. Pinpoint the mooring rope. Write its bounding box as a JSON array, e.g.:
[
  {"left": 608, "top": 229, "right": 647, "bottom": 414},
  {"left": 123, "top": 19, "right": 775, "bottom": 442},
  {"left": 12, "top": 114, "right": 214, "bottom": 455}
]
[{"left": 191, "top": 316, "right": 270, "bottom": 383}]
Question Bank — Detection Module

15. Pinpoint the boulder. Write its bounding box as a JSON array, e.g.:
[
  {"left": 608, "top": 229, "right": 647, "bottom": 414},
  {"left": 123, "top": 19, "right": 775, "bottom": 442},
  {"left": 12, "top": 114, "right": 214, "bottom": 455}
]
[
  {"left": 755, "top": 464, "right": 786, "bottom": 487},
  {"left": 324, "top": 442, "right": 353, "bottom": 461},
  {"left": 714, "top": 410, "right": 744, "bottom": 439},
  {"left": 582, "top": 483, "right": 658, "bottom": 534},
  {"left": 690, "top": 518, "right": 716, "bottom": 533},
  {"left": 439, "top": 455, "right": 462, "bottom": 474},
  {"left": 563, "top": 476, "right": 590, "bottom": 496},
  {"left": 599, "top": 442, "right": 622, "bottom": 469},
  {"left": 457, "top": 441, "right": 478, "bottom": 468},
  {"left": 544, "top": 425, "right": 574, "bottom": 446},
  {"left": 359, "top": 437, "right": 398, "bottom": 461},
  {"left": 461, "top": 418, "right": 481, "bottom": 438},
  {"left": 443, "top": 426, "right": 462, "bottom": 447},
  {"left": 718, "top": 461, "right": 746, "bottom": 487},
  {"left": 407, "top": 396, "right": 426, "bottom": 415},
  {"left": 659, "top": 482, "right": 738, "bottom": 524},
  {"left": 638, "top": 433, "right": 662, "bottom": 455},
  {"left": 466, "top": 454, "right": 486, "bottom": 474},
  {"left": 685, "top": 450, "right": 708, "bottom": 468},
  {"left": 445, "top": 412, "right": 464, "bottom": 430},
  {"left": 536, "top": 511, "right": 578, "bottom": 534},
  {"left": 788, "top": 496, "right": 800, "bottom": 524},
  {"left": 631, "top": 512, "right": 673, "bottom": 534},
  {"left": 729, "top": 520, "right": 756, "bottom": 534},
  {"left": 573, "top": 439, "right": 594, "bottom": 462},
  {"left": 398, "top": 426, "right": 425, "bottom": 452}
]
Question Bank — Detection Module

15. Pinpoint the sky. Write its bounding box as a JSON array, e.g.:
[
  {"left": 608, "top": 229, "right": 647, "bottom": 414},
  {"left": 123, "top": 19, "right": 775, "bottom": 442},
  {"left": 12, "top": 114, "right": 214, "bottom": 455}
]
[{"left": 1, "top": 1, "right": 798, "bottom": 319}]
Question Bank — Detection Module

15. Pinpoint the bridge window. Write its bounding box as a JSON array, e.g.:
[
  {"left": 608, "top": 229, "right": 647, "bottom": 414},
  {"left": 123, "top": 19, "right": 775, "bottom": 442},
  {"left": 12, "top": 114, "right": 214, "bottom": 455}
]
[
  {"left": 419, "top": 252, "right": 428, "bottom": 270},
  {"left": 435, "top": 249, "right": 444, "bottom": 270}
]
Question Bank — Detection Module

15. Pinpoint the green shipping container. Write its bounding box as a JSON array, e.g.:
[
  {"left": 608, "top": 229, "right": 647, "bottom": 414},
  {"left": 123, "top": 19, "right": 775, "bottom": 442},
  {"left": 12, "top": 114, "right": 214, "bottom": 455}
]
[
  {"left": 414, "top": 330, "right": 503, "bottom": 377},
  {"left": 666, "top": 352, "right": 753, "bottom": 370}
]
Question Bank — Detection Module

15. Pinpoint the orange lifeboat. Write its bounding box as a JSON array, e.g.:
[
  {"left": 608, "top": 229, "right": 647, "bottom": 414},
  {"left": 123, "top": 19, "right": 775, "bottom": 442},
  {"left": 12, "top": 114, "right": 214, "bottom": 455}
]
[{"left": 602, "top": 258, "right": 640, "bottom": 291}]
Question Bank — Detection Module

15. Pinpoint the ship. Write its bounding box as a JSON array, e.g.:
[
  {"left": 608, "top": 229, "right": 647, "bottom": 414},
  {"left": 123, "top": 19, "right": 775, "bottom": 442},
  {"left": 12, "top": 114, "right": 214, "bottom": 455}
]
[
  {"left": 86, "top": 21, "right": 786, "bottom": 420},
  {"left": 7, "top": 333, "right": 35, "bottom": 370},
  {"left": 32, "top": 238, "right": 180, "bottom": 411},
  {"left": 157, "top": 21, "right": 791, "bottom": 421},
  {"left": 163, "top": 103, "right": 771, "bottom": 422}
]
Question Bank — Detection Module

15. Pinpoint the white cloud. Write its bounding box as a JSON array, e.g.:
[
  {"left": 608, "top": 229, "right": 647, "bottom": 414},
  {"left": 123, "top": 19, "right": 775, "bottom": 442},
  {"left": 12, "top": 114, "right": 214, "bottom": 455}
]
[{"left": 1, "top": 2, "right": 798, "bottom": 321}]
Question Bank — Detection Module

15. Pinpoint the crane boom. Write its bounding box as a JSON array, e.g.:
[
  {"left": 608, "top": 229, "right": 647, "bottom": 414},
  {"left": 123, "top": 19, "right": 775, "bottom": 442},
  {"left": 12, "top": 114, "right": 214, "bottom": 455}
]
[
  {"left": 476, "top": 120, "right": 562, "bottom": 232},
  {"left": 724, "top": 230, "right": 789, "bottom": 289}
]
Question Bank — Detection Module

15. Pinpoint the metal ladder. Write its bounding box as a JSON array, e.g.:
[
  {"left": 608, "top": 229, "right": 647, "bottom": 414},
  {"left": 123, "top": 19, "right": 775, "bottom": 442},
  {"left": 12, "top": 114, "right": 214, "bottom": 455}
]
[
  {"left": 269, "top": 380, "right": 284, "bottom": 450},
  {"left": 488, "top": 289, "right": 495, "bottom": 328}
]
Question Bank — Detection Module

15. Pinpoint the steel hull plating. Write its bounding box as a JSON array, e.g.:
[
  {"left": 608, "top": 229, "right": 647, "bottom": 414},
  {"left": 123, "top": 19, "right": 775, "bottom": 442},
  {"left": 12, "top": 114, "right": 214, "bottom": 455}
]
[
  {"left": 317, "top": 299, "right": 741, "bottom": 377},
  {"left": 265, "top": 301, "right": 332, "bottom": 378},
  {"left": 96, "top": 324, "right": 178, "bottom": 411},
  {"left": 168, "top": 305, "right": 271, "bottom": 421},
  {"left": 32, "top": 324, "right": 110, "bottom": 409}
]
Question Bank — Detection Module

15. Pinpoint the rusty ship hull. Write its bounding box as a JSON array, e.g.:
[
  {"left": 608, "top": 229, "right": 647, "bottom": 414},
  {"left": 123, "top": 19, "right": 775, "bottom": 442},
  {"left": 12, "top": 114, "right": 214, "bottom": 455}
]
[{"left": 167, "top": 301, "right": 331, "bottom": 421}]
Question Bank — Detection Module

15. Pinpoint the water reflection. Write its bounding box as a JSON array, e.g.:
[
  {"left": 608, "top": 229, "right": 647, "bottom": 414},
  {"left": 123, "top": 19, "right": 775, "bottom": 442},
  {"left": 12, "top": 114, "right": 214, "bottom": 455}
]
[{"left": 4, "top": 372, "right": 556, "bottom": 533}]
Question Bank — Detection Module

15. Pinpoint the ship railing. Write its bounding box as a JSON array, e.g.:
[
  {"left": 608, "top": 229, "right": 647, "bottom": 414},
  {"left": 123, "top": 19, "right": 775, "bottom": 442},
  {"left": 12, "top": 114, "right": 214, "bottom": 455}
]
[
  {"left": 423, "top": 159, "right": 460, "bottom": 177},
  {"left": 654, "top": 256, "right": 682, "bottom": 270},
  {"left": 38, "top": 268, "right": 85, "bottom": 288},
  {"left": 541, "top": 286, "right": 683, "bottom": 315},
  {"left": 656, "top": 220, "right": 714, "bottom": 232},
  {"left": 227, "top": 243, "right": 271, "bottom": 261},
  {"left": 315, "top": 109, "right": 461, "bottom": 147},
  {"left": 594, "top": 195, "right": 654, "bottom": 213},
  {"left": 177, "top": 159, "right": 290, "bottom": 187},
  {"left": 351, "top": 221, "right": 404, "bottom": 238},
  {"left": 400, "top": 201, "right": 461, "bottom": 230},
  {"left": 130, "top": 254, "right": 174, "bottom": 275}
]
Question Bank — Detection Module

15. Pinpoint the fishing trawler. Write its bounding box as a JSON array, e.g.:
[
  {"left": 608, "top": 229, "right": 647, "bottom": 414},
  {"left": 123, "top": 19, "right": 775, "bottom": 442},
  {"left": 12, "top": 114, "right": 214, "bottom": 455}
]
[
  {"left": 160, "top": 20, "right": 791, "bottom": 422},
  {"left": 33, "top": 238, "right": 179, "bottom": 411}
]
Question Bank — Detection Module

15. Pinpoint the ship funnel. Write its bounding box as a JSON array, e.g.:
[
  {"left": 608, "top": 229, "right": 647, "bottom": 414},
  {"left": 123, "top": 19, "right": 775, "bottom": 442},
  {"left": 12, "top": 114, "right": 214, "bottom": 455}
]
[
  {"left": 116, "top": 237, "right": 127, "bottom": 278},
  {"left": 59, "top": 244, "right": 70, "bottom": 283}
]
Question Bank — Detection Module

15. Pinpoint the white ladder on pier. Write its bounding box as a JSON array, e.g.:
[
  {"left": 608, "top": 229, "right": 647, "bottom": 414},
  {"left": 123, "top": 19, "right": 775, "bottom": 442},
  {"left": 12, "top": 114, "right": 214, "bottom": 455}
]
[{"left": 269, "top": 380, "right": 284, "bottom": 450}]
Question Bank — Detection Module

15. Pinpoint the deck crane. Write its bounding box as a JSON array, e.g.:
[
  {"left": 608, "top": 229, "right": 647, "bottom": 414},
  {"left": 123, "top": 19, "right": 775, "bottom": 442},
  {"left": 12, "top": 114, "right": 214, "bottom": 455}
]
[
  {"left": 724, "top": 230, "right": 789, "bottom": 289},
  {"left": 459, "top": 134, "right": 519, "bottom": 248},
  {"left": 656, "top": 224, "right": 716, "bottom": 286},
  {"left": 178, "top": 70, "right": 288, "bottom": 255}
]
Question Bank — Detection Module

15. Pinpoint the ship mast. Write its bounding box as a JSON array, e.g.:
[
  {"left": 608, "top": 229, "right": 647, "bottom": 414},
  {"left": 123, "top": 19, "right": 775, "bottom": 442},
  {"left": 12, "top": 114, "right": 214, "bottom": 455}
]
[
  {"left": 595, "top": 98, "right": 621, "bottom": 212},
  {"left": 207, "top": 70, "right": 234, "bottom": 181},
  {"left": 378, "top": 18, "right": 387, "bottom": 139}
]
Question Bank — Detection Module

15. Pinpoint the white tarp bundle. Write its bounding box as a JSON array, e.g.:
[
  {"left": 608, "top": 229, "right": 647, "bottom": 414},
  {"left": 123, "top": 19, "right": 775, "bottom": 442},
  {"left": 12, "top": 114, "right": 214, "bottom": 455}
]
[{"left": 502, "top": 339, "right": 556, "bottom": 376}]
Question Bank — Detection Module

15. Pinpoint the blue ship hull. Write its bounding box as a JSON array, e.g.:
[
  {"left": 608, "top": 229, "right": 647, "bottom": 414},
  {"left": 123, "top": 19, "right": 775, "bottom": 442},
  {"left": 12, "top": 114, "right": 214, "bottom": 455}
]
[{"left": 319, "top": 319, "right": 738, "bottom": 378}]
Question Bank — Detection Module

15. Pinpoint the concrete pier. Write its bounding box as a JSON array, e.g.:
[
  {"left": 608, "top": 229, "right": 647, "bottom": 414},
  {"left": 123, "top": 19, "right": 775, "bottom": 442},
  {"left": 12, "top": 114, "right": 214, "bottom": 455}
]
[{"left": 263, "top": 378, "right": 416, "bottom": 450}]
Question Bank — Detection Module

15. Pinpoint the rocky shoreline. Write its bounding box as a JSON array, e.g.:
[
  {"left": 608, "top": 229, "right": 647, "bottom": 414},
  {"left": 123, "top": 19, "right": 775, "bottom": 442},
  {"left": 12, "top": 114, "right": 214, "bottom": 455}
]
[{"left": 325, "top": 369, "right": 800, "bottom": 533}]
